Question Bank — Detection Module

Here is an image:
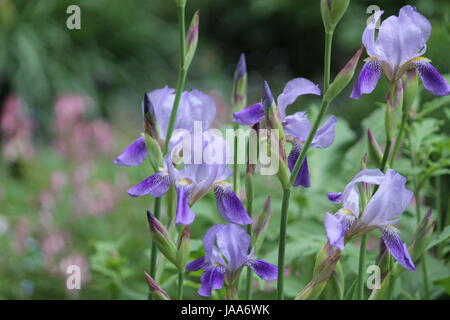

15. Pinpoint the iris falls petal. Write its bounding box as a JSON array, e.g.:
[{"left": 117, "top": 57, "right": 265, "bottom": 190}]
[
  {"left": 287, "top": 142, "right": 311, "bottom": 188},
  {"left": 232, "top": 103, "right": 264, "bottom": 126},
  {"left": 175, "top": 183, "right": 196, "bottom": 225},
  {"left": 350, "top": 59, "right": 382, "bottom": 99},
  {"left": 382, "top": 227, "right": 416, "bottom": 272},
  {"left": 127, "top": 172, "right": 170, "bottom": 198},
  {"left": 246, "top": 259, "right": 278, "bottom": 281},
  {"left": 214, "top": 185, "right": 252, "bottom": 225},
  {"left": 413, "top": 59, "right": 450, "bottom": 96},
  {"left": 113, "top": 136, "right": 147, "bottom": 166},
  {"left": 198, "top": 266, "right": 226, "bottom": 297}
]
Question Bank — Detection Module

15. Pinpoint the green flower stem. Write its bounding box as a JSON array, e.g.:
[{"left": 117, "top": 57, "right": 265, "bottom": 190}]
[
  {"left": 225, "top": 284, "right": 239, "bottom": 300},
  {"left": 233, "top": 133, "right": 239, "bottom": 194},
  {"left": 389, "top": 112, "right": 407, "bottom": 168},
  {"left": 177, "top": 271, "right": 185, "bottom": 300},
  {"left": 323, "top": 31, "right": 334, "bottom": 92},
  {"left": 357, "top": 234, "right": 368, "bottom": 300},
  {"left": 150, "top": 198, "right": 162, "bottom": 278},
  {"left": 277, "top": 187, "right": 291, "bottom": 300},
  {"left": 245, "top": 174, "right": 254, "bottom": 300}
]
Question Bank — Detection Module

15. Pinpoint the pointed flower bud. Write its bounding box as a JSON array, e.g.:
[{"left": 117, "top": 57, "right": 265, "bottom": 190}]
[
  {"left": 144, "top": 133, "right": 164, "bottom": 172},
  {"left": 412, "top": 208, "right": 435, "bottom": 261},
  {"left": 184, "top": 10, "right": 199, "bottom": 70},
  {"left": 142, "top": 93, "right": 159, "bottom": 140},
  {"left": 367, "top": 129, "right": 383, "bottom": 167},
  {"left": 147, "top": 211, "right": 178, "bottom": 267},
  {"left": 262, "top": 81, "right": 275, "bottom": 113},
  {"left": 232, "top": 53, "right": 248, "bottom": 110},
  {"left": 324, "top": 47, "right": 363, "bottom": 102},
  {"left": 253, "top": 197, "right": 272, "bottom": 250},
  {"left": 320, "top": 0, "right": 350, "bottom": 33},
  {"left": 176, "top": 227, "right": 190, "bottom": 271},
  {"left": 144, "top": 272, "right": 171, "bottom": 300}
]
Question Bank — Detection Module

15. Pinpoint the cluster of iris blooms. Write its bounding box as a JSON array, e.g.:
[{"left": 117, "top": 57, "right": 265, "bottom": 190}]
[{"left": 115, "top": 1, "right": 449, "bottom": 300}]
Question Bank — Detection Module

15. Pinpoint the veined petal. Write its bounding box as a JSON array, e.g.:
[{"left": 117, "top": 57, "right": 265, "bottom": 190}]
[
  {"left": 232, "top": 103, "right": 264, "bottom": 126},
  {"left": 311, "top": 115, "right": 337, "bottom": 148},
  {"left": 362, "top": 10, "right": 384, "bottom": 59},
  {"left": 382, "top": 227, "right": 416, "bottom": 272},
  {"left": 214, "top": 185, "right": 252, "bottom": 225},
  {"left": 283, "top": 111, "right": 312, "bottom": 142},
  {"left": 287, "top": 142, "right": 311, "bottom": 188},
  {"left": 175, "top": 183, "right": 196, "bottom": 226},
  {"left": 113, "top": 137, "right": 147, "bottom": 166},
  {"left": 216, "top": 224, "right": 251, "bottom": 271},
  {"left": 413, "top": 59, "right": 450, "bottom": 96},
  {"left": 277, "top": 78, "right": 321, "bottom": 119},
  {"left": 246, "top": 259, "right": 278, "bottom": 281},
  {"left": 127, "top": 172, "right": 170, "bottom": 198},
  {"left": 324, "top": 212, "right": 347, "bottom": 251},
  {"left": 198, "top": 266, "right": 226, "bottom": 297},
  {"left": 186, "top": 257, "right": 208, "bottom": 271},
  {"left": 350, "top": 59, "right": 382, "bottom": 99}
]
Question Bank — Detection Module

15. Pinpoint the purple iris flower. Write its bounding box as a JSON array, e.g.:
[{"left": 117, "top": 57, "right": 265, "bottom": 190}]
[
  {"left": 351, "top": 6, "right": 450, "bottom": 99},
  {"left": 233, "top": 78, "right": 337, "bottom": 187},
  {"left": 324, "top": 169, "right": 416, "bottom": 272},
  {"left": 127, "top": 131, "right": 252, "bottom": 226},
  {"left": 186, "top": 223, "right": 278, "bottom": 297},
  {"left": 113, "top": 86, "right": 216, "bottom": 166}
]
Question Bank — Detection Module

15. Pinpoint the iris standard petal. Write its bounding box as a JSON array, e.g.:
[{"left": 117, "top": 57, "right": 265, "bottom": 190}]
[
  {"left": 127, "top": 172, "right": 170, "bottom": 198},
  {"left": 175, "top": 183, "right": 196, "bottom": 225},
  {"left": 232, "top": 103, "right": 264, "bottom": 126},
  {"left": 283, "top": 111, "right": 312, "bottom": 142},
  {"left": 350, "top": 59, "right": 382, "bottom": 99},
  {"left": 198, "top": 266, "right": 226, "bottom": 297},
  {"left": 177, "top": 89, "right": 216, "bottom": 131},
  {"left": 113, "top": 136, "right": 147, "bottom": 167},
  {"left": 186, "top": 257, "right": 208, "bottom": 271},
  {"left": 413, "top": 59, "right": 450, "bottom": 96},
  {"left": 277, "top": 78, "right": 321, "bottom": 119},
  {"left": 246, "top": 259, "right": 278, "bottom": 281},
  {"left": 311, "top": 115, "right": 337, "bottom": 148},
  {"left": 216, "top": 224, "right": 251, "bottom": 271},
  {"left": 324, "top": 212, "right": 346, "bottom": 251},
  {"left": 214, "top": 185, "right": 252, "bottom": 225},
  {"left": 361, "top": 169, "right": 413, "bottom": 226},
  {"left": 287, "top": 142, "right": 311, "bottom": 188},
  {"left": 362, "top": 10, "right": 384, "bottom": 59},
  {"left": 382, "top": 227, "right": 416, "bottom": 272}
]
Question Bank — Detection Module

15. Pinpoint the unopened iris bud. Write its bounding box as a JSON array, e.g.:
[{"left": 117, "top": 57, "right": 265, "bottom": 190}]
[
  {"left": 147, "top": 211, "right": 178, "bottom": 266},
  {"left": 144, "top": 133, "right": 164, "bottom": 172},
  {"left": 367, "top": 129, "right": 383, "bottom": 167},
  {"left": 324, "top": 47, "right": 363, "bottom": 102},
  {"left": 232, "top": 53, "right": 248, "bottom": 111},
  {"left": 142, "top": 93, "right": 159, "bottom": 140},
  {"left": 412, "top": 208, "right": 435, "bottom": 261},
  {"left": 263, "top": 81, "right": 285, "bottom": 139},
  {"left": 184, "top": 10, "right": 199, "bottom": 70},
  {"left": 176, "top": 227, "right": 190, "bottom": 271},
  {"left": 320, "top": 0, "right": 350, "bottom": 33},
  {"left": 253, "top": 197, "right": 273, "bottom": 250},
  {"left": 403, "top": 69, "right": 418, "bottom": 113},
  {"left": 144, "top": 271, "right": 171, "bottom": 300}
]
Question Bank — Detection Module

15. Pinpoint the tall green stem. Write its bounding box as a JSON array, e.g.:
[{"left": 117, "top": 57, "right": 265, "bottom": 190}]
[
  {"left": 389, "top": 113, "right": 407, "bottom": 168},
  {"left": 150, "top": 198, "right": 161, "bottom": 278},
  {"left": 357, "top": 234, "right": 368, "bottom": 300},
  {"left": 323, "top": 32, "right": 334, "bottom": 92},
  {"left": 277, "top": 188, "right": 291, "bottom": 300},
  {"left": 245, "top": 174, "right": 254, "bottom": 299},
  {"left": 177, "top": 271, "right": 185, "bottom": 300}
]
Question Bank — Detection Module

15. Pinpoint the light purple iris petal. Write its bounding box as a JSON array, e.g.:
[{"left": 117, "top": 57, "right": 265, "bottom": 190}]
[
  {"left": 233, "top": 103, "right": 264, "bottom": 126},
  {"left": 350, "top": 60, "right": 382, "bottom": 99},
  {"left": 147, "top": 86, "right": 176, "bottom": 137},
  {"left": 198, "top": 266, "right": 226, "bottom": 297},
  {"left": 382, "top": 228, "right": 416, "bottom": 272},
  {"left": 413, "top": 60, "right": 450, "bottom": 96},
  {"left": 202, "top": 224, "right": 227, "bottom": 265},
  {"left": 186, "top": 257, "right": 208, "bottom": 271},
  {"left": 262, "top": 81, "right": 275, "bottom": 113},
  {"left": 311, "top": 115, "right": 337, "bottom": 148},
  {"left": 113, "top": 137, "right": 147, "bottom": 167},
  {"left": 361, "top": 169, "right": 413, "bottom": 226},
  {"left": 287, "top": 142, "right": 311, "bottom": 188},
  {"left": 177, "top": 90, "right": 216, "bottom": 131},
  {"left": 246, "top": 259, "right": 278, "bottom": 281},
  {"left": 283, "top": 112, "right": 312, "bottom": 142},
  {"left": 327, "top": 192, "right": 343, "bottom": 203},
  {"left": 362, "top": 10, "right": 384, "bottom": 59},
  {"left": 214, "top": 186, "right": 252, "bottom": 225},
  {"left": 127, "top": 172, "right": 170, "bottom": 198},
  {"left": 341, "top": 169, "right": 385, "bottom": 217},
  {"left": 324, "top": 213, "right": 346, "bottom": 251},
  {"left": 216, "top": 224, "right": 251, "bottom": 271},
  {"left": 277, "top": 78, "right": 321, "bottom": 119},
  {"left": 175, "top": 184, "right": 196, "bottom": 225}
]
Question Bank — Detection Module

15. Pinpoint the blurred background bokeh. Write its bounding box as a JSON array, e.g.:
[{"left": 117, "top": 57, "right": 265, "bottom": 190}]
[{"left": 0, "top": 0, "right": 448, "bottom": 299}]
